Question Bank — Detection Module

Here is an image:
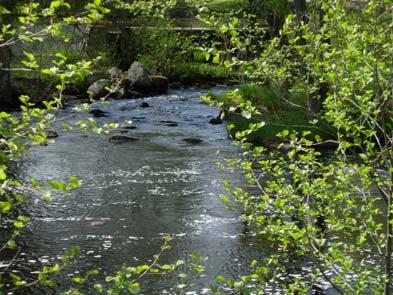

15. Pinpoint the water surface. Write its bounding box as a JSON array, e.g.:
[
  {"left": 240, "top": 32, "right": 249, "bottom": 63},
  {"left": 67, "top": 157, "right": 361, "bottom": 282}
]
[{"left": 12, "top": 88, "right": 265, "bottom": 294}]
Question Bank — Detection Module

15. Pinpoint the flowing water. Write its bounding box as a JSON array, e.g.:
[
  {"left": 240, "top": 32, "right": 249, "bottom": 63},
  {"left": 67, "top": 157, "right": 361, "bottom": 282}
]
[{"left": 9, "top": 88, "right": 266, "bottom": 294}]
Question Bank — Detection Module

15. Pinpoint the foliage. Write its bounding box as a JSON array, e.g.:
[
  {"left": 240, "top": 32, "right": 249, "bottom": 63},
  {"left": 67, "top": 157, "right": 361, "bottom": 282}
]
[
  {"left": 133, "top": 21, "right": 193, "bottom": 75},
  {"left": 2, "top": 0, "right": 392, "bottom": 294},
  {"left": 0, "top": 1, "right": 171, "bottom": 293},
  {"left": 206, "top": 0, "right": 393, "bottom": 293},
  {"left": 0, "top": 1, "right": 212, "bottom": 293},
  {"left": 205, "top": 84, "right": 334, "bottom": 146},
  {"left": 174, "top": 62, "right": 240, "bottom": 84}
]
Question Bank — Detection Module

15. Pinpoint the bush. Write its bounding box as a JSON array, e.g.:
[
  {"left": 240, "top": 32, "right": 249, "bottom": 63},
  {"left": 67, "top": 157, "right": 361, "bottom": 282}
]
[{"left": 174, "top": 63, "right": 240, "bottom": 83}]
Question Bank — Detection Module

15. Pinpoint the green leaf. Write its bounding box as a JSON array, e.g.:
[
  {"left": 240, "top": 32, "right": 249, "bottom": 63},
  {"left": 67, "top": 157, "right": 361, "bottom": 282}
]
[
  {"left": 213, "top": 54, "right": 220, "bottom": 64},
  {"left": 94, "top": 283, "right": 104, "bottom": 292},
  {"left": 13, "top": 221, "right": 25, "bottom": 229},
  {"left": 0, "top": 201, "right": 11, "bottom": 212},
  {"left": 128, "top": 282, "right": 140, "bottom": 294},
  {"left": 241, "top": 110, "right": 252, "bottom": 119},
  {"left": 87, "top": 269, "right": 99, "bottom": 275},
  {"left": 72, "top": 277, "right": 84, "bottom": 284},
  {"left": 189, "top": 252, "right": 203, "bottom": 262},
  {"left": 23, "top": 51, "right": 35, "bottom": 62},
  {"left": 7, "top": 240, "right": 17, "bottom": 249},
  {"left": 216, "top": 275, "right": 225, "bottom": 282},
  {"left": 177, "top": 283, "right": 187, "bottom": 289},
  {"left": 0, "top": 5, "right": 11, "bottom": 15},
  {"left": 0, "top": 169, "right": 7, "bottom": 180}
]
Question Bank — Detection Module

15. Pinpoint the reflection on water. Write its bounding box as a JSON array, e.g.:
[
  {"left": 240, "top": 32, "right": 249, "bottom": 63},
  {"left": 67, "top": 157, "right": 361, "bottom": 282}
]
[{"left": 9, "top": 89, "right": 265, "bottom": 294}]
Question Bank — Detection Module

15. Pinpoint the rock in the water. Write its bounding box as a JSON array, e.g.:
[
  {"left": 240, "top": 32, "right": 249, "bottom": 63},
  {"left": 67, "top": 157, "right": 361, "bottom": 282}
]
[
  {"left": 46, "top": 130, "right": 59, "bottom": 138},
  {"left": 89, "top": 109, "right": 108, "bottom": 117},
  {"left": 113, "top": 87, "right": 126, "bottom": 99},
  {"left": 109, "top": 135, "right": 139, "bottom": 143},
  {"left": 149, "top": 75, "right": 169, "bottom": 95},
  {"left": 120, "top": 104, "right": 135, "bottom": 111},
  {"left": 140, "top": 102, "right": 150, "bottom": 108},
  {"left": 166, "top": 123, "right": 178, "bottom": 127},
  {"left": 126, "top": 62, "right": 152, "bottom": 92},
  {"left": 125, "top": 89, "right": 144, "bottom": 99},
  {"left": 159, "top": 120, "right": 178, "bottom": 127},
  {"left": 124, "top": 62, "right": 169, "bottom": 96},
  {"left": 108, "top": 67, "right": 123, "bottom": 80},
  {"left": 87, "top": 79, "right": 112, "bottom": 99},
  {"left": 169, "top": 82, "right": 182, "bottom": 89},
  {"left": 209, "top": 117, "right": 223, "bottom": 125},
  {"left": 159, "top": 120, "right": 177, "bottom": 124},
  {"left": 182, "top": 138, "right": 203, "bottom": 144},
  {"left": 124, "top": 126, "right": 137, "bottom": 130}
]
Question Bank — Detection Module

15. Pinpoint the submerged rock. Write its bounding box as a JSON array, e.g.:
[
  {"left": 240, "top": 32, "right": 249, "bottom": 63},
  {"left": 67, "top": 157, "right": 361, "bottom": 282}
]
[
  {"left": 166, "top": 123, "right": 178, "bottom": 127},
  {"left": 182, "top": 138, "right": 203, "bottom": 144},
  {"left": 89, "top": 109, "right": 108, "bottom": 117},
  {"left": 159, "top": 120, "right": 177, "bottom": 124},
  {"left": 140, "top": 102, "right": 150, "bottom": 108},
  {"left": 209, "top": 117, "right": 223, "bottom": 125},
  {"left": 158, "top": 120, "right": 178, "bottom": 127},
  {"left": 109, "top": 135, "right": 139, "bottom": 143},
  {"left": 120, "top": 104, "right": 135, "bottom": 111}
]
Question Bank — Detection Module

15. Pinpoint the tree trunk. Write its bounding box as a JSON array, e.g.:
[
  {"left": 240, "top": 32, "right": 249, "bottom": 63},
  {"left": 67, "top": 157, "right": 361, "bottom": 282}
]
[
  {"left": 0, "top": 47, "right": 13, "bottom": 107},
  {"left": 295, "top": 0, "right": 306, "bottom": 24}
]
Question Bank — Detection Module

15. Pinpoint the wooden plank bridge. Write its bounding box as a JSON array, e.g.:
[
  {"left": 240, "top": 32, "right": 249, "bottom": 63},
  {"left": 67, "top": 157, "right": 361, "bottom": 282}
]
[{"left": 91, "top": 18, "right": 267, "bottom": 34}]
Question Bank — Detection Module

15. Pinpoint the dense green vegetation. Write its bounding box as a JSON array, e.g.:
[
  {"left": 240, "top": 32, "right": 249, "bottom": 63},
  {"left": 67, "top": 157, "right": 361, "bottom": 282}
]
[
  {"left": 0, "top": 0, "right": 392, "bottom": 294},
  {"left": 206, "top": 84, "right": 335, "bottom": 145}
]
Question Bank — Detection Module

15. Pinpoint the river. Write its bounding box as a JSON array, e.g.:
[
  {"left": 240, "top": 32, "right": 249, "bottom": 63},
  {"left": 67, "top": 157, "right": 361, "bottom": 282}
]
[{"left": 11, "top": 88, "right": 266, "bottom": 294}]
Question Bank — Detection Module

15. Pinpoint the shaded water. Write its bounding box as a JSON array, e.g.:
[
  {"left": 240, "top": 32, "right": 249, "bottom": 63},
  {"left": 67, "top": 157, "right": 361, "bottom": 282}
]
[{"left": 10, "top": 89, "right": 265, "bottom": 293}]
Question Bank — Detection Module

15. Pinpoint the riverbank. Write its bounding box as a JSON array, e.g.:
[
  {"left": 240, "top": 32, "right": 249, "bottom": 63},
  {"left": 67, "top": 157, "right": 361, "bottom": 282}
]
[{"left": 204, "top": 84, "right": 338, "bottom": 148}]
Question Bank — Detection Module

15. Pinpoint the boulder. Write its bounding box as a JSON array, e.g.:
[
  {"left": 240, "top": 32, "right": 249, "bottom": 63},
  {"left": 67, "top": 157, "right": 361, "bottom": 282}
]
[
  {"left": 124, "top": 89, "right": 144, "bottom": 99},
  {"left": 107, "top": 67, "right": 123, "bottom": 80},
  {"left": 113, "top": 87, "right": 126, "bottom": 99},
  {"left": 139, "top": 102, "right": 150, "bottom": 108},
  {"left": 87, "top": 79, "right": 112, "bottom": 99},
  {"left": 149, "top": 75, "right": 169, "bottom": 95},
  {"left": 169, "top": 82, "right": 182, "bottom": 89},
  {"left": 126, "top": 62, "right": 152, "bottom": 92},
  {"left": 87, "top": 79, "right": 125, "bottom": 99},
  {"left": 124, "top": 62, "right": 168, "bottom": 96}
]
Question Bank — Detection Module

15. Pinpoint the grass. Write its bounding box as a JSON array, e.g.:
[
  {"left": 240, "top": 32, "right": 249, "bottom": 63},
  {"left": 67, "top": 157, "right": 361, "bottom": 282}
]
[
  {"left": 208, "top": 84, "right": 336, "bottom": 146},
  {"left": 205, "top": 0, "right": 247, "bottom": 11},
  {"left": 228, "top": 110, "right": 335, "bottom": 146},
  {"left": 174, "top": 63, "right": 240, "bottom": 84}
]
